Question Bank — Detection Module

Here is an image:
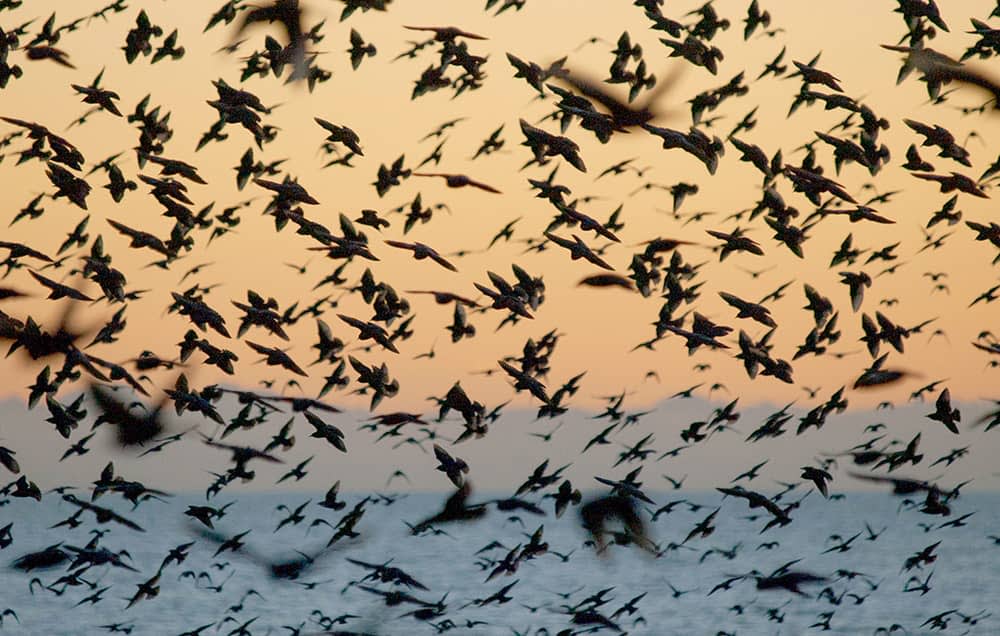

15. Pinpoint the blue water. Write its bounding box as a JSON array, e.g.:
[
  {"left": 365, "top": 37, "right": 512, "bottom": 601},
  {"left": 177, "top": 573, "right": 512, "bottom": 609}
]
[{"left": 1, "top": 491, "right": 998, "bottom": 635}]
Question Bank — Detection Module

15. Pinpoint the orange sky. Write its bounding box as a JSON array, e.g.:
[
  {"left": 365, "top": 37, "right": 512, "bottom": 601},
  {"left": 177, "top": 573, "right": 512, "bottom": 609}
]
[{"left": 1, "top": 0, "right": 1000, "bottom": 418}]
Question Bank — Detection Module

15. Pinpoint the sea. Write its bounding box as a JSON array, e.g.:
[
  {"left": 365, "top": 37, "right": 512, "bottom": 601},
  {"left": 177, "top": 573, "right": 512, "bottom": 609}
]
[{"left": 1, "top": 491, "right": 998, "bottom": 635}]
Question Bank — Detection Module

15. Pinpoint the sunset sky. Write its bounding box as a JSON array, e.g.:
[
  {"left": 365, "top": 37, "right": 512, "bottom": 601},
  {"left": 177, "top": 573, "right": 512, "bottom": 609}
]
[{"left": 2, "top": 0, "right": 1000, "bottom": 491}]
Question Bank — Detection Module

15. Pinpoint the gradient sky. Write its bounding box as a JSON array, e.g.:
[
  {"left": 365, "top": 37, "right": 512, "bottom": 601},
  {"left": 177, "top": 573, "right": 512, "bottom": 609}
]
[{"left": 1, "top": 1, "right": 999, "bottom": 491}]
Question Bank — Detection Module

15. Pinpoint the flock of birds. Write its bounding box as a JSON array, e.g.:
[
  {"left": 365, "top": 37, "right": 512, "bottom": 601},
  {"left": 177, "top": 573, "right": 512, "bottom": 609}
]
[{"left": 2, "top": 0, "right": 1000, "bottom": 634}]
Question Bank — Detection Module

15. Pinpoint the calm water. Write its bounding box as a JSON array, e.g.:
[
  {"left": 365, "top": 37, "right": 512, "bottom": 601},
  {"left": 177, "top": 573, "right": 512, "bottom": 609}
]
[{"left": 1, "top": 491, "right": 998, "bottom": 635}]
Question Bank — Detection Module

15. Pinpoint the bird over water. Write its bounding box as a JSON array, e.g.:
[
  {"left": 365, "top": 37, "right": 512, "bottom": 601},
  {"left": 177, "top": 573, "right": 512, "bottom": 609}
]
[{"left": 2, "top": 0, "right": 1000, "bottom": 634}]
